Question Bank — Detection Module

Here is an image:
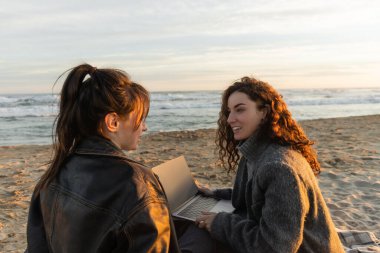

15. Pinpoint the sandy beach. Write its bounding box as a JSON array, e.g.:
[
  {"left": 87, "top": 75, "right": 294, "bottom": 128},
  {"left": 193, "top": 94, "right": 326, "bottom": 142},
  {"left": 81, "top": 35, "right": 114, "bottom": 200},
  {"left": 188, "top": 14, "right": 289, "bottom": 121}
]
[{"left": 0, "top": 115, "right": 379, "bottom": 252}]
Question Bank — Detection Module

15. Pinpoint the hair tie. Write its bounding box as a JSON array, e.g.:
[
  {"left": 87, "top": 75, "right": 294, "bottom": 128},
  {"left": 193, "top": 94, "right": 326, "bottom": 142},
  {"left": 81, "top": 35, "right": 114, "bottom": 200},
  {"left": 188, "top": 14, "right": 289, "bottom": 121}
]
[{"left": 82, "top": 66, "right": 97, "bottom": 83}]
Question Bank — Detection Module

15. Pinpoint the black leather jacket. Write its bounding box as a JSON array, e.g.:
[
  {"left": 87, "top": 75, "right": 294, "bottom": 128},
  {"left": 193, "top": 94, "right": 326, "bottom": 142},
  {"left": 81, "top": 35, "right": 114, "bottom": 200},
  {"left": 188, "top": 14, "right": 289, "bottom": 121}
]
[{"left": 26, "top": 136, "right": 180, "bottom": 253}]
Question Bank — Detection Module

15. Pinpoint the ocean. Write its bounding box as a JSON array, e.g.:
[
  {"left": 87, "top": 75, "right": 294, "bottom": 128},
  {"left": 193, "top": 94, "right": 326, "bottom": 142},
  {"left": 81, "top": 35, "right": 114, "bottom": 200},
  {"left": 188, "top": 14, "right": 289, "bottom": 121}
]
[{"left": 1, "top": 88, "right": 380, "bottom": 146}]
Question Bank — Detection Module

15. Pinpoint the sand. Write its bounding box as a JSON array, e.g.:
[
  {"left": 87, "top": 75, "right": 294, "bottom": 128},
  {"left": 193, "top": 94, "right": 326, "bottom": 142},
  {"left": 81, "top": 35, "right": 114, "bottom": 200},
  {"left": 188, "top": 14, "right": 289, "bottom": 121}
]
[{"left": 0, "top": 115, "right": 379, "bottom": 252}]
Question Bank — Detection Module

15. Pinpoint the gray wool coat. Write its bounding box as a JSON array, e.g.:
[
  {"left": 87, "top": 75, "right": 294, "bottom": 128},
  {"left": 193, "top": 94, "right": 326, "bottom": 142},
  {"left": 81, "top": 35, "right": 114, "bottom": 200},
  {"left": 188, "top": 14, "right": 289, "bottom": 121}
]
[{"left": 211, "top": 135, "right": 344, "bottom": 253}]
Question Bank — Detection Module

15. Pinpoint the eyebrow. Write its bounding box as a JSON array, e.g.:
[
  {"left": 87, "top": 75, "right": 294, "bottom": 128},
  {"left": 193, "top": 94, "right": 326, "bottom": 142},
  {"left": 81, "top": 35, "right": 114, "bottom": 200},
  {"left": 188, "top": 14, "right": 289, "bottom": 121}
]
[
  {"left": 228, "top": 103, "right": 246, "bottom": 110},
  {"left": 234, "top": 103, "right": 246, "bottom": 108}
]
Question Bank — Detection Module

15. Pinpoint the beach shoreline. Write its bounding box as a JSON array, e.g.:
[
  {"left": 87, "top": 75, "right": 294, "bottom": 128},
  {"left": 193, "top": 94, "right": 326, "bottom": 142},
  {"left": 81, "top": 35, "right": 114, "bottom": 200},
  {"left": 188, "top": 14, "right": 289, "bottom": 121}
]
[{"left": 1, "top": 115, "right": 379, "bottom": 251}]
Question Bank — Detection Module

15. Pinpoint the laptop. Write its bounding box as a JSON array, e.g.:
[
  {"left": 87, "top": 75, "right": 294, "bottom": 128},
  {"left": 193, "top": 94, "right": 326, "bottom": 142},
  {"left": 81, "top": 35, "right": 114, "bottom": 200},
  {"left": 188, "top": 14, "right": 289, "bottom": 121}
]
[{"left": 152, "top": 156, "right": 234, "bottom": 221}]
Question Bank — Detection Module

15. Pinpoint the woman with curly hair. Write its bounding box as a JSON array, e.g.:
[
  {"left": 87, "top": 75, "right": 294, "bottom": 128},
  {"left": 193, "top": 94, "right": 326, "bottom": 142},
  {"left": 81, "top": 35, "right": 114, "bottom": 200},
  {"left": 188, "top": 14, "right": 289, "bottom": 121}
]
[{"left": 195, "top": 77, "right": 344, "bottom": 253}]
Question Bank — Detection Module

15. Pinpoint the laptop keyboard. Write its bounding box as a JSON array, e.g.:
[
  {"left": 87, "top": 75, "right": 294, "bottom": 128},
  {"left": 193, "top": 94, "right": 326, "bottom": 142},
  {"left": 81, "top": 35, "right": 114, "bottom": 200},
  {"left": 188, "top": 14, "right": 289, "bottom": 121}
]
[{"left": 177, "top": 196, "right": 219, "bottom": 220}]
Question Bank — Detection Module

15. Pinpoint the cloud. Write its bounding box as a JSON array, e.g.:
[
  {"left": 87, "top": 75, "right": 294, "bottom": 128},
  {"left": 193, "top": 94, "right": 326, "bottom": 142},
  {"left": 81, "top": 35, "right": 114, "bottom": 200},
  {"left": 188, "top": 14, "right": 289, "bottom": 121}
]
[{"left": 0, "top": 0, "right": 380, "bottom": 93}]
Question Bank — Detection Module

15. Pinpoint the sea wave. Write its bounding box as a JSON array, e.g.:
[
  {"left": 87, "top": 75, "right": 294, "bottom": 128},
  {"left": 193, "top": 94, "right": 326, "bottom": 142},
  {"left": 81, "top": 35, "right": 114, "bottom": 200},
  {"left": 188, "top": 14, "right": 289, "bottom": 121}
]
[
  {"left": 0, "top": 94, "right": 59, "bottom": 107},
  {"left": 1, "top": 88, "right": 380, "bottom": 145},
  {"left": 0, "top": 106, "right": 57, "bottom": 118}
]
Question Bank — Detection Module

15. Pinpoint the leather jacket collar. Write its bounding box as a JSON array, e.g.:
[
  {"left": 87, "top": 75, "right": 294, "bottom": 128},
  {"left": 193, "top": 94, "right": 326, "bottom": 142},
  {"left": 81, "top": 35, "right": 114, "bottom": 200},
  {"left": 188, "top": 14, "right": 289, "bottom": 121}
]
[
  {"left": 75, "top": 136, "right": 145, "bottom": 166},
  {"left": 75, "top": 135, "right": 125, "bottom": 157}
]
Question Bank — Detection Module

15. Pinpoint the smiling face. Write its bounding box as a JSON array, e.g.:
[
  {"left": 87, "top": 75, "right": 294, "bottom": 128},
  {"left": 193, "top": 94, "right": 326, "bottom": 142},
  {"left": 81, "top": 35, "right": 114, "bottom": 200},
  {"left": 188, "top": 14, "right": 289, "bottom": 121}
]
[{"left": 227, "top": 91, "right": 266, "bottom": 141}]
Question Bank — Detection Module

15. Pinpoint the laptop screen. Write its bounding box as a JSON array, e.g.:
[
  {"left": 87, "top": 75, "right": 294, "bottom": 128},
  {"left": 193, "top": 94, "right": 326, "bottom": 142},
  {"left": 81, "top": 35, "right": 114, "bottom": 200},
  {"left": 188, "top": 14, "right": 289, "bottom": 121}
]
[{"left": 152, "top": 156, "right": 198, "bottom": 211}]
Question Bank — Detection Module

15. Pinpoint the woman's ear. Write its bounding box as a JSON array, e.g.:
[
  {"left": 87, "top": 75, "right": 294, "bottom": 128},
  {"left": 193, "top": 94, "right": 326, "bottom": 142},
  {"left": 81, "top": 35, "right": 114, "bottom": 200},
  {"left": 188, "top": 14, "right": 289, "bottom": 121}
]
[
  {"left": 104, "top": 112, "right": 119, "bottom": 133},
  {"left": 262, "top": 105, "right": 270, "bottom": 121}
]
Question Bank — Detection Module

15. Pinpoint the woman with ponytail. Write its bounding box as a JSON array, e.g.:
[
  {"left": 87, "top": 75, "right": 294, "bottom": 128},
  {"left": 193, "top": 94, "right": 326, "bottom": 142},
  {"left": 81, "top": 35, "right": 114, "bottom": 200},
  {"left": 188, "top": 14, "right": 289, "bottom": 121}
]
[
  {"left": 195, "top": 77, "right": 344, "bottom": 252},
  {"left": 26, "top": 64, "right": 180, "bottom": 253}
]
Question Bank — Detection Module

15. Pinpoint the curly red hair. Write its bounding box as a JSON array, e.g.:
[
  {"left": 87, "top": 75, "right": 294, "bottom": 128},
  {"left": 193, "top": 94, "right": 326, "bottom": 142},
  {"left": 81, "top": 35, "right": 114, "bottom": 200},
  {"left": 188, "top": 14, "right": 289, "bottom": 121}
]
[{"left": 216, "top": 77, "right": 321, "bottom": 176}]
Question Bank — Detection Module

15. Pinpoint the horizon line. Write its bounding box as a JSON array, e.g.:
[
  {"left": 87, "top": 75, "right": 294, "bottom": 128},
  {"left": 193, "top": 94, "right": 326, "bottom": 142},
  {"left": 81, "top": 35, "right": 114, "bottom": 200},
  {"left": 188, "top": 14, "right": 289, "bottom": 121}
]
[{"left": 1, "top": 86, "right": 380, "bottom": 96}]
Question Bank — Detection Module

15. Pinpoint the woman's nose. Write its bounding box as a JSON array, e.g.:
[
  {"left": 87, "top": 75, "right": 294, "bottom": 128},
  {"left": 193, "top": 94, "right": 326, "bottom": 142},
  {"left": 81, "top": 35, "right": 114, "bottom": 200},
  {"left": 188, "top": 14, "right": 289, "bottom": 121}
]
[{"left": 227, "top": 112, "right": 235, "bottom": 124}]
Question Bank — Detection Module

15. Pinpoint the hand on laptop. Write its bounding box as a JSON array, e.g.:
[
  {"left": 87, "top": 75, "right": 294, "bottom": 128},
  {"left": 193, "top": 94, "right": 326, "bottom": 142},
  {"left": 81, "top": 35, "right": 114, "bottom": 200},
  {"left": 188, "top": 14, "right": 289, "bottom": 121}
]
[
  {"left": 195, "top": 211, "right": 217, "bottom": 232},
  {"left": 195, "top": 181, "right": 214, "bottom": 197}
]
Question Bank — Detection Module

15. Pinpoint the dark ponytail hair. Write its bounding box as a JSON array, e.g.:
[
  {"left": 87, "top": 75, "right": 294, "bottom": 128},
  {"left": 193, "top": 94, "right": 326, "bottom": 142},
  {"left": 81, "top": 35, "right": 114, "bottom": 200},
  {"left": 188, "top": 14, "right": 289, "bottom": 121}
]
[{"left": 34, "top": 64, "right": 149, "bottom": 195}]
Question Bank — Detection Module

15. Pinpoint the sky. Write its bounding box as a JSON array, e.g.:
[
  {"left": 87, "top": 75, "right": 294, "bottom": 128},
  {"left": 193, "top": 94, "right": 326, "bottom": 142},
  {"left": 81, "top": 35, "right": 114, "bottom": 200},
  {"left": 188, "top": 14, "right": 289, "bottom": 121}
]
[{"left": 1, "top": 0, "right": 380, "bottom": 93}]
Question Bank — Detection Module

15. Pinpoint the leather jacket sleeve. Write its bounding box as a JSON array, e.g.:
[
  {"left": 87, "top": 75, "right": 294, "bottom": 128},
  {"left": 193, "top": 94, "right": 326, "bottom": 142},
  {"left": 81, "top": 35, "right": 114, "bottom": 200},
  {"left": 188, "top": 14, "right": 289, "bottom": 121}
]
[
  {"left": 25, "top": 192, "right": 50, "bottom": 253},
  {"left": 122, "top": 200, "right": 172, "bottom": 253}
]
